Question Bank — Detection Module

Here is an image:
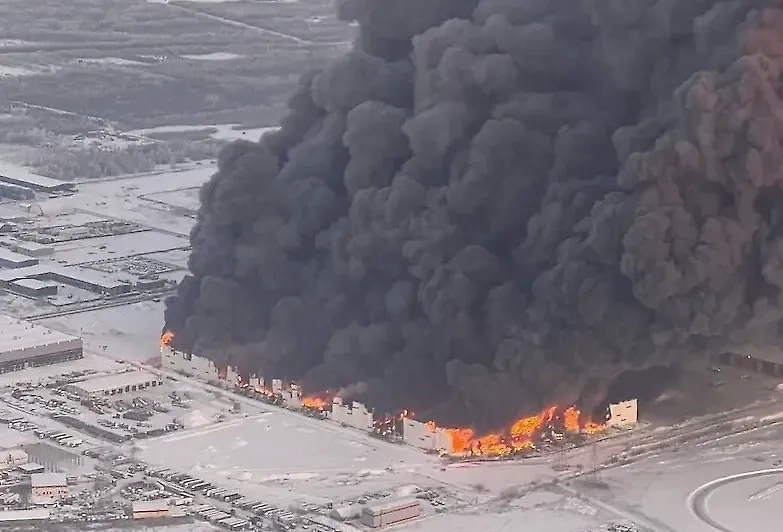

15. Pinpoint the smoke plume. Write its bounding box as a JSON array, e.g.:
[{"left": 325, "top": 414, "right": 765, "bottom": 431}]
[{"left": 165, "top": 0, "right": 783, "bottom": 428}]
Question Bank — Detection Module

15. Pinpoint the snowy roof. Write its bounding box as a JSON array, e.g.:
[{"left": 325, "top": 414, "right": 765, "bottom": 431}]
[
  {"left": 71, "top": 370, "right": 161, "bottom": 393},
  {"left": 30, "top": 473, "right": 66, "bottom": 487},
  {"left": 12, "top": 278, "right": 57, "bottom": 290},
  {"left": 0, "top": 315, "right": 80, "bottom": 356},
  {"left": 0, "top": 248, "right": 37, "bottom": 264},
  {"left": 0, "top": 509, "right": 50, "bottom": 521},
  {"left": 0, "top": 264, "right": 129, "bottom": 290},
  {"left": 132, "top": 500, "right": 169, "bottom": 512},
  {"left": 0, "top": 162, "right": 72, "bottom": 191}
]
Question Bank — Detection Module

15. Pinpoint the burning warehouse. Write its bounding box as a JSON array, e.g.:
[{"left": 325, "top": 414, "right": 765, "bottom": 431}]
[{"left": 160, "top": 331, "right": 637, "bottom": 458}]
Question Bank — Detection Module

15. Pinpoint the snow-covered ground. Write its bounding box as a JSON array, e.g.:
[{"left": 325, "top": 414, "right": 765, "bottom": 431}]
[
  {"left": 125, "top": 123, "right": 279, "bottom": 141},
  {"left": 42, "top": 300, "right": 165, "bottom": 362}
]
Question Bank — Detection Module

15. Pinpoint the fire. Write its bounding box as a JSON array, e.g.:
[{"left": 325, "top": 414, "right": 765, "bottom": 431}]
[
  {"left": 302, "top": 396, "right": 328, "bottom": 410},
  {"left": 443, "top": 404, "right": 606, "bottom": 457},
  {"left": 160, "top": 331, "right": 174, "bottom": 346}
]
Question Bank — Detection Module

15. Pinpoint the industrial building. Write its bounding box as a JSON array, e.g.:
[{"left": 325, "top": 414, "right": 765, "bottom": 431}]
[
  {"left": 360, "top": 499, "right": 420, "bottom": 528},
  {"left": 131, "top": 500, "right": 171, "bottom": 519},
  {"left": 329, "top": 397, "right": 374, "bottom": 431},
  {"left": 0, "top": 509, "right": 50, "bottom": 523},
  {"left": 0, "top": 239, "right": 54, "bottom": 257},
  {"left": 0, "top": 172, "right": 74, "bottom": 193},
  {"left": 0, "top": 315, "right": 83, "bottom": 373},
  {"left": 30, "top": 473, "right": 68, "bottom": 504},
  {"left": 0, "top": 248, "right": 38, "bottom": 268},
  {"left": 160, "top": 346, "right": 239, "bottom": 384},
  {"left": 11, "top": 278, "right": 58, "bottom": 298},
  {"left": 402, "top": 418, "right": 453, "bottom": 452},
  {"left": 64, "top": 370, "right": 163, "bottom": 400},
  {"left": 0, "top": 182, "right": 34, "bottom": 201},
  {"left": 0, "top": 265, "right": 132, "bottom": 296}
]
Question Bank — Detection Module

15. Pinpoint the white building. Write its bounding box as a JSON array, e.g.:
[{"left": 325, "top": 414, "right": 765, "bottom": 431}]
[
  {"left": 329, "top": 398, "right": 374, "bottom": 430},
  {"left": 401, "top": 419, "right": 453, "bottom": 452},
  {"left": 607, "top": 399, "right": 638, "bottom": 428},
  {"left": 64, "top": 370, "right": 163, "bottom": 400},
  {"left": 0, "top": 315, "right": 83, "bottom": 373}
]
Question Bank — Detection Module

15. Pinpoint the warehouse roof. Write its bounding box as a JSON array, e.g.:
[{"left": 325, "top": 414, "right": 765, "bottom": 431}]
[
  {"left": 30, "top": 473, "right": 66, "bottom": 488},
  {"left": 0, "top": 315, "right": 80, "bottom": 355},
  {"left": 0, "top": 162, "right": 73, "bottom": 191},
  {"left": 0, "top": 248, "right": 37, "bottom": 264},
  {"left": 0, "top": 508, "right": 50, "bottom": 521},
  {"left": 12, "top": 278, "right": 57, "bottom": 290},
  {"left": 0, "top": 265, "right": 129, "bottom": 290},
  {"left": 132, "top": 500, "right": 170, "bottom": 512},
  {"left": 72, "top": 370, "right": 161, "bottom": 394}
]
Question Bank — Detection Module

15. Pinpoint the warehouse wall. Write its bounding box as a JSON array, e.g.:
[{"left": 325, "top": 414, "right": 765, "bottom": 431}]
[{"left": 0, "top": 338, "right": 83, "bottom": 365}]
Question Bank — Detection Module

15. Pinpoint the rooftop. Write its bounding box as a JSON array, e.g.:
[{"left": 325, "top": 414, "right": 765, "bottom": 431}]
[
  {"left": 132, "top": 500, "right": 170, "bottom": 512},
  {"left": 71, "top": 370, "right": 161, "bottom": 393},
  {"left": 0, "top": 509, "right": 50, "bottom": 522},
  {"left": 0, "top": 315, "right": 80, "bottom": 355},
  {"left": 30, "top": 473, "right": 66, "bottom": 488},
  {"left": 0, "top": 264, "right": 130, "bottom": 289},
  {"left": 12, "top": 278, "right": 58, "bottom": 290},
  {"left": 0, "top": 248, "right": 37, "bottom": 264},
  {"left": 0, "top": 162, "right": 72, "bottom": 190}
]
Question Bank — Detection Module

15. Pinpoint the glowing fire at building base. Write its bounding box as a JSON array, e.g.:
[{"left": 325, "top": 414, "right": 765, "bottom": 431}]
[{"left": 158, "top": 331, "right": 637, "bottom": 458}]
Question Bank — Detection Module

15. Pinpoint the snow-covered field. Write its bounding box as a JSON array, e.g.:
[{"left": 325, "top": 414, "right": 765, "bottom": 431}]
[{"left": 125, "top": 123, "right": 279, "bottom": 141}]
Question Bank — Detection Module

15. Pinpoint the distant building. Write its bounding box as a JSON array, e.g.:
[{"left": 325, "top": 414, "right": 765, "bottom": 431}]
[
  {"left": 0, "top": 448, "right": 27, "bottom": 470},
  {"left": 64, "top": 370, "right": 163, "bottom": 400},
  {"left": 0, "top": 183, "right": 34, "bottom": 201},
  {"left": 0, "top": 239, "right": 54, "bottom": 257},
  {"left": 0, "top": 249, "right": 38, "bottom": 269},
  {"left": 131, "top": 500, "right": 171, "bottom": 519},
  {"left": 17, "top": 463, "right": 44, "bottom": 475},
  {"left": 716, "top": 351, "right": 783, "bottom": 379},
  {"left": 30, "top": 473, "right": 67, "bottom": 504},
  {"left": 10, "top": 278, "right": 57, "bottom": 298},
  {"left": 0, "top": 314, "right": 83, "bottom": 373},
  {"left": 360, "top": 499, "right": 420, "bottom": 528},
  {"left": 329, "top": 398, "right": 374, "bottom": 431},
  {"left": 0, "top": 173, "right": 74, "bottom": 193},
  {"left": 0, "top": 509, "right": 50, "bottom": 523},
  {"left": 0, "top": 265, "right": 132, "bottom": 296}
]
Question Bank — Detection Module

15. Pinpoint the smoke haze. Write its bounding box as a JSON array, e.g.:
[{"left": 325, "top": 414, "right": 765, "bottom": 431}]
[{"left": 165, "top": 0, "right": 783, "bottom": 428}]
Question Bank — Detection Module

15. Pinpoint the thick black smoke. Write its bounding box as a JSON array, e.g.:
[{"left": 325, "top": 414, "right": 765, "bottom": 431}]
[{"left": 165, "top": 0, "right": 783, "bottom": 429}]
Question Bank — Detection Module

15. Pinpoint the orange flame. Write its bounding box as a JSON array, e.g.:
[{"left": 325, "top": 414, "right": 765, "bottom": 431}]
[
  {"left": 160, "top": 331, "right": 174, "bottom": 346},
  {"left": 302, "top": 396, "right": 328, "bottom": 410},
  {"left": 442, "top": 404, "right": 606, "bottom": 457}
]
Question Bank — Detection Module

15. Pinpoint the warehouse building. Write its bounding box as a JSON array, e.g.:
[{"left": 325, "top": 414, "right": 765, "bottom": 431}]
[
  {"left": 328, "top": 397, "right": 374, "bottom": 431},
  {"left": 0, "top": 265, "right": 132, "bottom": 296},
  {"left": 131, "top": 500, "right": 171, "bottom": 519},
  {"left": 360, "top": 499, "right": 420, "bottom": 528},
  {"left": 64, "top": 370, "right": 163, "bottom": 400},
  {"left": 10, "top": 278, "right": 58, "bottom": 298},
  {"left": 0, "top": 249, "right": 38, "bottom": 269},
  {"left": 0, "top": 172, "right": 74, "bottom": 193},
  {"left": 0, "top": 239, "right": 54, "bottom": 257},
  {"left": 0, "top": 509, "right": 50, "bottom": 523},
  {"left": 0, "top": 183, "right": 34, "bottom": 201},
  {"left": 30, "top": 473, "right": 68, "bottom": 504},
  {"left": 0, "top": 315, "right": 83, "bottom": 373}
]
